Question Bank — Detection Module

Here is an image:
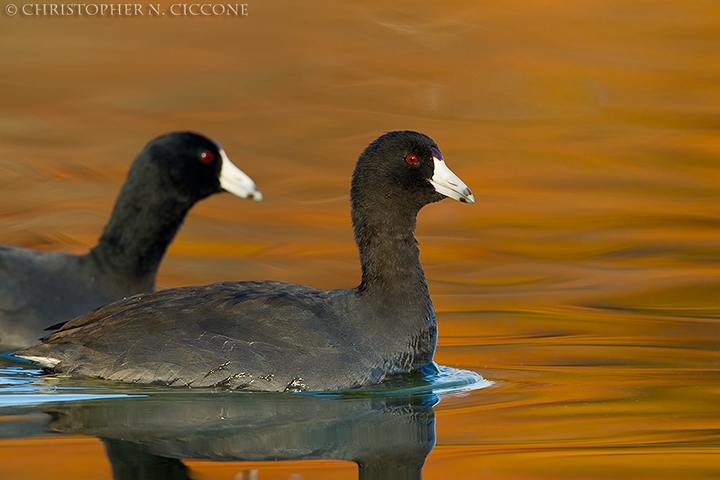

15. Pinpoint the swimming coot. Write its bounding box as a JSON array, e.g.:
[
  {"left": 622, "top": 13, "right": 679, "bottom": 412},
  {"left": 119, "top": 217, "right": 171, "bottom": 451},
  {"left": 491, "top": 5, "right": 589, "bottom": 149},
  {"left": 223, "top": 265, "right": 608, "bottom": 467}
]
[
  {"left": 1, "top": 132, "right": 261, "bottom": 347},
  {"left": 16, "top": 131, "right": 473, "bottom": 392}
]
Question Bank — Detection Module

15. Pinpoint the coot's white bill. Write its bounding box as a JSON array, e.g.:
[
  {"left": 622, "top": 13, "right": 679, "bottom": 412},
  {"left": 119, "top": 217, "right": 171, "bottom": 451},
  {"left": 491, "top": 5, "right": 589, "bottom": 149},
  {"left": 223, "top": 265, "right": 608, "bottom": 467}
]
[
  {"left": 429, "top": 155, "right": 474, "bottom": 204},
  {"left": 220, "top": 149, "right": 262, "bottom": 200}
]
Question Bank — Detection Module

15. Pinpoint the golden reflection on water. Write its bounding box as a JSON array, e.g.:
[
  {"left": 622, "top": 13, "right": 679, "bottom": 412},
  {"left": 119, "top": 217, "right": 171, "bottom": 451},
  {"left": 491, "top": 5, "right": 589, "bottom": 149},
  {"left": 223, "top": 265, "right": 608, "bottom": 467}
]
[{"left": 1, "top": 0, "right": 719, "bottom": 478}]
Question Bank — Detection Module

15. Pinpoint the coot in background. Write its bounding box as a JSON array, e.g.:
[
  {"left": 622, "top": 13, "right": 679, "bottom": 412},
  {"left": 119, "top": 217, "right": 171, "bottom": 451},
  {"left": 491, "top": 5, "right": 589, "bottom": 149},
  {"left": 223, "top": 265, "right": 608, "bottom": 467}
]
[
  {"left": 1, "top": 132, "right": 261, "bottom": 347},
  {"left": 17, "top": 131, "right": 473, "bottom": 392}
]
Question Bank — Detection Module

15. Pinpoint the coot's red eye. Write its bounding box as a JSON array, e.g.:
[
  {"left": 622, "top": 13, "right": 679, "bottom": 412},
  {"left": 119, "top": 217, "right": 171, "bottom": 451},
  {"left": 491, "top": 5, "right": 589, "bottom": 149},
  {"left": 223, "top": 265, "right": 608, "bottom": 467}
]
[
  {"left": 200, "top": 150, "right": 214, "bottom": 164},
  {"left": 405, "top": 154, "right": 419, "bottom": 165}
]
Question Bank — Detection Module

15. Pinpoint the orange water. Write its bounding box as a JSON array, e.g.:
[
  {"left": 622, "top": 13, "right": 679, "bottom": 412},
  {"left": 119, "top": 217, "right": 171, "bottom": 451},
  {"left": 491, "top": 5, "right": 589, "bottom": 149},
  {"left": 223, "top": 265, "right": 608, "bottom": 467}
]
[{"left": 1, "top": 0, "right": 719, "bottom": 478}]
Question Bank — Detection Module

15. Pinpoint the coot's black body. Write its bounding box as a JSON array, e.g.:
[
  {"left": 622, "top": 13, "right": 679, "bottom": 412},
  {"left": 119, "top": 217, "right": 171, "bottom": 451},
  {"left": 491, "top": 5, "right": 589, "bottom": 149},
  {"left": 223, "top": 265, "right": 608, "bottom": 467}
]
[
  {"left": 1, "top": 132, "right": 261, "bottom": 347},
  {"left": 17, "top": 131, "right": 473, "bottom": 392}
]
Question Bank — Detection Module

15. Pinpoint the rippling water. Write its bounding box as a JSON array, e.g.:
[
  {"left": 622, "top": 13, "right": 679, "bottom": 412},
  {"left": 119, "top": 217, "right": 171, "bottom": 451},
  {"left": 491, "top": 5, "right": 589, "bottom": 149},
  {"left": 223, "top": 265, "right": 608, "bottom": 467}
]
[{"left": 1, "top": 0, "right": 719, "bottom": 478}]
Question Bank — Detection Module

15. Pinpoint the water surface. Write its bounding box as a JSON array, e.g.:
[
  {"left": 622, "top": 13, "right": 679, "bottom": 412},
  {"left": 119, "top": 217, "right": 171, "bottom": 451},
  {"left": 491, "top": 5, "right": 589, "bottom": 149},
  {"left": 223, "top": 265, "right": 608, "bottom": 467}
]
[{"left": 1, "top": 0, "right": 719, "bottom": 478}]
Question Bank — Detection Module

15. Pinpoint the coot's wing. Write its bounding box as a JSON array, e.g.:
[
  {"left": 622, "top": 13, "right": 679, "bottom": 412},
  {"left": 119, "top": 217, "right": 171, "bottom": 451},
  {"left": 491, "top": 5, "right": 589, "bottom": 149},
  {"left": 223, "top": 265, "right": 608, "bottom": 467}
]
[{"left": 18, "top": 281, "right": 358, "bottom": 391}]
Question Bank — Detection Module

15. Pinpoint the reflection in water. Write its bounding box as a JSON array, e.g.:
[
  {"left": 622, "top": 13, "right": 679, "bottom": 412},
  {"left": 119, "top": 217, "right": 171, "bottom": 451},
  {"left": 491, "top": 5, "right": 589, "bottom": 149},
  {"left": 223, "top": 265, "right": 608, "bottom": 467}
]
[
  {"left": 102, "top": 440, "right": 190, "bottom": 480},
  {"left": 0, "top": 356, "right": 486, "bottom": 477},
  {"left": 46, "top": 392, "right": 437, "bottom": 480}
]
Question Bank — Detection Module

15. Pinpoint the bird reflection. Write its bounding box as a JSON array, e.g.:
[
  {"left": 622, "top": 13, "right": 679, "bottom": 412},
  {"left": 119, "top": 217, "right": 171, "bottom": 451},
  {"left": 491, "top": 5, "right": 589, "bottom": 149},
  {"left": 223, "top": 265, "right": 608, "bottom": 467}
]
[
  {"left": 46, "top": 391, "right": 438, "bottom": 480},
  {"left": 101, "top": 439, "right": 190, "bottom": 480}
]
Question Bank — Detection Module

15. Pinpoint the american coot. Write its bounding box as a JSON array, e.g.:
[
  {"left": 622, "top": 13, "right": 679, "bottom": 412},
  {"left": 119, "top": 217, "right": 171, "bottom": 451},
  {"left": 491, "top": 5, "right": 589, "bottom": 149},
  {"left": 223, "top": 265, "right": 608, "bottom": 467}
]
[
  {"left": 1, "top": 132, "right": 261, "bottom": 348},
  {"left": 17, "top": 131, "right": 474, "bottom": 392}
]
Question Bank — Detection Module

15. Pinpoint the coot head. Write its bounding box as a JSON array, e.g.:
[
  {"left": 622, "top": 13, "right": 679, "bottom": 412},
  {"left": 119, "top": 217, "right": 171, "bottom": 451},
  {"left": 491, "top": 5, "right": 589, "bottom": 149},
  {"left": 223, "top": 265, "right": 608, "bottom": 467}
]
[
  {"left": 351, "top": 131, "right": 474, "bottom": 213},
  {"left": 141, "top": 132, "right": 262, "bottom": 202}
]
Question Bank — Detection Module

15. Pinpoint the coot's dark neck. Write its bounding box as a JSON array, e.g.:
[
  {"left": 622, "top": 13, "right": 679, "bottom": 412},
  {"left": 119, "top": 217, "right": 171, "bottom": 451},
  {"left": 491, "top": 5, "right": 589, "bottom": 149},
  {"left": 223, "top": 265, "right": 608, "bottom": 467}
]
[
  {"left": 351, "top": 198, "right": 437, "bottom": 367},
  {"left": 90, "top": 172, "right": 194, "bottom": 285},
  {"left": 353, "top": 206, "right": 428, "bottom": 299}
]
